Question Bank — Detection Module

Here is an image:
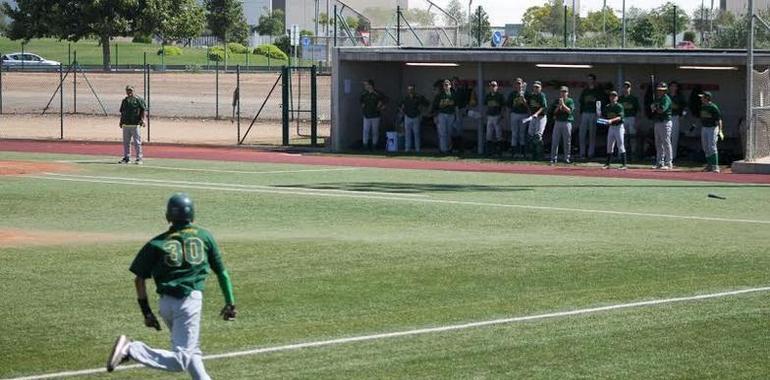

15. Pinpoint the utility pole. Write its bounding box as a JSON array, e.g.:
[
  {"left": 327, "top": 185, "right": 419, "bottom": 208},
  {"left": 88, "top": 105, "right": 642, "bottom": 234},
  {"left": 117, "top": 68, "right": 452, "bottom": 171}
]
[
  {"left": 572, "top": 0, "right": 577, "bottom": 47},
  {"left": 622, "top": 0, "right": 626, "bottom": 48}
]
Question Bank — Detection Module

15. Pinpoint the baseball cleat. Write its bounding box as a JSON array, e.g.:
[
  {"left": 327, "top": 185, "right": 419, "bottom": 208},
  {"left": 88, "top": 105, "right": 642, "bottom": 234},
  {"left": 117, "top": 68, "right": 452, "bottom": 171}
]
[
  {"left": 602, "top": 164, "right": 610, "bottom": 169},
  {"left": 107, "top": 335, "right": 131, "bottom": 372},
  {"left": 118, "top": 157, "right": 130, "bottom": 164},
  {"left": 134, "top": 159, "right": 143, "bottom": 165},
  {"left": 618, "top": 165, "right": 628, "bottom": 170}
]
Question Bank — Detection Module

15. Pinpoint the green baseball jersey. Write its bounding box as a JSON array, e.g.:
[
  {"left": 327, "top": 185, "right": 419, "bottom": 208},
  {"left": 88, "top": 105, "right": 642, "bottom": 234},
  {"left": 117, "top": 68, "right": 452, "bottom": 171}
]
[
  {"left": 651, "top": 94, "right": 672, "bottom": 122},
  {"left": 433, "top": 91, "right": 458, "bottom": 114},
  {"left": 360, "top": 91, "right": 384, "bottom": 118},
  {"left": 670, "top": 93, "right": 688, "bottom": 116},
  {"left": 618, "top": 94, "right": 640, "bottom": 117},
  {"left": 526, "top": 92, "right": 547, "bottom": 115},
  {"left": 400, "top": 93, "right": 429, "bottom": 118},
  {"left": 603, "top": 102, "right": 625, "bottom": 125},
  {"left": 130, "top": 223, "right": 229, "bottom": 300},
  {"left": 119, "top": 96, "right": 146, "bottom": 125},
  {"left": 579, "top": 88, "right": 603, "bottom": 113},
  {"left": 484, "top": 92, "right": 505, "bottom": 116},
  {"left": 453, "top": 86, "right": 471, "bottom": 109},
  {"left": 549, "top": 97, "right": 575, "bottom": 122},
  {"left": 507, "top": 91, "right": 529, "bottom": 114},
  {"left": 699, "top": 102, "right": 722, "bottom": 128}
]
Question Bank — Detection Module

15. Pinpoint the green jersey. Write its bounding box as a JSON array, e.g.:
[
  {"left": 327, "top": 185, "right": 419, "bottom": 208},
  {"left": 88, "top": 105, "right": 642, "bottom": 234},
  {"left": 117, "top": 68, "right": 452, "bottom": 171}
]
[
  {"left": 360, "top": 91, "right": 384, "bottom": 118},
  {"left": 453, "top": 86, "right": 472, "bottom": 109},
  {"left": 484, "top": 92, "right": 505, "bottom": 116},
  {"left": 526, "top": 92, "right": 547, "bottom": 115},
  {"left": 579, "top": 88, "right": 604, "bottom": 113},
  {"left": 400, "top": 93, "right": 429, "bottom": 118},
  {"left": 549, "top": 97, "right": 575, "bottom": 122},
  {"left": 670, "top": 93, "right": 688, "bottom": 116},
  {"left": 507, "top": 91, "right": 529, "bottom": 114},
  {"left": 651, "top": 94, "right": 672, "bottom": 122},
  {"left": 618, "top": 94, "right": 640, "bottom": 117},
  {"left": 433, "top": 91, "right": 458, "bottom": 114},
  {"left": 602, "top": 102, "right": 625, "bottom": 125},
  {"left": 699, "top": 102, "right": 722, "bottom": 128},
  {"left": 119, "top": 96, "right": 146, "bottom": 125},
  {"left": 130, "top": 223, "right": 231, "bottom": 302}
]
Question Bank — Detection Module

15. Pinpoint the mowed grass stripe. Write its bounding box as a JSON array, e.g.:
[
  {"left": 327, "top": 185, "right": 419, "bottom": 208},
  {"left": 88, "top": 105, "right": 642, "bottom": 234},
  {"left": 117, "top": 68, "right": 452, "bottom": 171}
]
[
  {"left": 6, "top": 286, "right": 769, "bottom": 380},
  {"left": 24, "top": 173, "right": 770, "bottom": 225}
]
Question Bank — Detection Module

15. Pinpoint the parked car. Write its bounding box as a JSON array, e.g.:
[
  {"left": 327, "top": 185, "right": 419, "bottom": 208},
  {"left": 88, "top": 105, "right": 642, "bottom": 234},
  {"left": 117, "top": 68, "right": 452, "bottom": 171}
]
[
  {"left": 675, "top": 41, "right": 697, "bottom": 50},
  {"left": 1, "top": 52, "right": 61, "bottom": 67}
]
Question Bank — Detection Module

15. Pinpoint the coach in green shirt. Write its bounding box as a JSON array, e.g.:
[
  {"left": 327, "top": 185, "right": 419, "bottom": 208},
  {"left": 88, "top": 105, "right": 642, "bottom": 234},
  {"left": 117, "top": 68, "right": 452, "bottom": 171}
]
[
  {"left": 651, "top": 82, "right": 673, "bottom": 169},
  {"left": 698, "top": 92, "right": 723, "bottom": 172}
]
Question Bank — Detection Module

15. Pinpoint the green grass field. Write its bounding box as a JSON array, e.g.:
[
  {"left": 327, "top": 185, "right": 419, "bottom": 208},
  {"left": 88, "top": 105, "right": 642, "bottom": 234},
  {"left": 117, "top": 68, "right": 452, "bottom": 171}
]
[
  {"left": 1, "top": 151, "right": 769, "bottom": 379},
  {"left": 0, "top": 37, "right": 290, "bottom": 68}
]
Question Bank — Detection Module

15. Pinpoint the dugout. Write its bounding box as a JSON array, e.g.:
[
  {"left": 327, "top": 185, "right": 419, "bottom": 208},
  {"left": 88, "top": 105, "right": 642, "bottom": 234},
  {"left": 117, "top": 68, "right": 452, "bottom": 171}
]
[{"left": 331, "top": 47, "right": 770, "bottom": 161}]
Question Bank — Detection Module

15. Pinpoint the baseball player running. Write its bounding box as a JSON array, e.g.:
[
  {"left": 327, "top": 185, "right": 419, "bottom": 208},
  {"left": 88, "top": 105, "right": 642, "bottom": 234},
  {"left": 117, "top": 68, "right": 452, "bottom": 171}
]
[
  {"left": 651, "top": 82, "right": 674, "bottom": 169},
  {"left": 107, "top": 193, "right": 236, "bottom": 379},
  {"left": 432, "top": 80, "right": 460, "bottom": 154},
  {"left": 602, "top": 91, "right": 627, "bottom": 169},
  {"left": 549, "top": 86, "right": 575, "bottom": 164},
  {"left": 484, "top": 81, "right": 506, "bottom": 156},
  {"left": 119, "top": 85, "right": 146, "bottom": 164},
  {"left": 698, "top": 91, "right": 723, "bottom": 172},
  {"left": 578, "top": 74, "right": 603, "bottom": 159},
  {"left": 668, "top": 81, "right": 688, "bottom": 162},
  {"left": 618, "top": 81, "right": 640, "bottom": 160},
  {"left": 526, "top": 81, "right": 548, "bottom": 161},
  {"left": 507, "top": 78, "right": 529, "bottom": 158},
  {"left": 400, "top": 84, "right": 429, "bottom": 153}
]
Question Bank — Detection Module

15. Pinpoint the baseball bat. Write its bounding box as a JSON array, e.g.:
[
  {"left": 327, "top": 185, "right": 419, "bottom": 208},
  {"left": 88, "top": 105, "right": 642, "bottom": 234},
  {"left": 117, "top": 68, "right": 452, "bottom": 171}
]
[{"left": 707, "top": 193, "right": 726, "bottom": 200}]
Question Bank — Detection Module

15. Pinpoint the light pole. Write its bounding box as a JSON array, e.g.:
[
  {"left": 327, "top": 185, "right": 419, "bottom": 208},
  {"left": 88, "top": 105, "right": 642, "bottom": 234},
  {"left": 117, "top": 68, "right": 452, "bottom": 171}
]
[
  {"left": 572, "top": 0, "right": 577, "bottom": 47},
  {"left": 468, "top": 0, "right": 473, "bottom": 46}
]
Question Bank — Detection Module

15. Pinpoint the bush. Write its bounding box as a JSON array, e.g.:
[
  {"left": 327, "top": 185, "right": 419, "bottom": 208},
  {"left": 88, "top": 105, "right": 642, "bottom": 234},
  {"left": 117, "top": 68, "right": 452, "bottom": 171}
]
[
  {"left": 157, "top": 46, "right": 183, "bottom": 56},
  {"left": 274, "top": 35, "right": 291, "bottom": 58},
  {"left": 253, "top": 44, "right": 288, "bottom": 60},
  {"left": 227, "top": 42, "right": 249, "bottom": 54},
  {"left": 208, "top": 46, "right": 226, "bottom": 62},
  {"left": 132, "top": 35, "right": 153, "bottom": 44}
]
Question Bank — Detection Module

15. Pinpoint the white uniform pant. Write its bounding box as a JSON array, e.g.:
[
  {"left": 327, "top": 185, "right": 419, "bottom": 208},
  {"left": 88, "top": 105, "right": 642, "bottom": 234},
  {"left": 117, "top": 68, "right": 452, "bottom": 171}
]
[
  {"left": 701, "top": 126, "right": 719, "bottom": 157},
  {"left": 671, "top": 115, "right": 681, "bottom": 160},
  {"left": 528, "top": 116, "right": 547, "bottom": 140},
  {"left": 437, "top": 113, "right": 455, "bottom": 153},
  {"left": 579, "top": 113, "right": 598, "bottom": 157},
  {"left": 404, "top": 116, "right": 421, "bottom": 152},
  {"left": 127, "top": 291, "right": 210, "bottom": 380},
  {"left": 607, "top": 124, "right": 626, "bottom": 154},
  {"left": 509, "top": 113, "right": 528, "bottom": 147},
  {"left": 362, "top": 117, "right": 381, "bottom": 146},
  {"left": 486, "top": 115, "right": 502, "bottom": 141},
  {"left": 654, "top": 120, "right": 673, "bottom": 166},
  {"left": 122, "top": 126, "right": 143, "bottom": 160},
  {"left": 551, "top": 121, "right": 572, "bottom": 161}
]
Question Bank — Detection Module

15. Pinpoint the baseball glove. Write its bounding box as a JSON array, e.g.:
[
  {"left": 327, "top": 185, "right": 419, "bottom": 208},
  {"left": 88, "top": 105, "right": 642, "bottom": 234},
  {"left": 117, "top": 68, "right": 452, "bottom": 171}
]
[{"left": 220, "top": 304, "right": 237, "bottom": 321}]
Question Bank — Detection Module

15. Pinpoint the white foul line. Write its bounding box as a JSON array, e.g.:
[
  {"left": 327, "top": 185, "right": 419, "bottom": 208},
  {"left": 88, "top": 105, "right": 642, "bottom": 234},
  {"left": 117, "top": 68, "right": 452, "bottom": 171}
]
[
  {"left": 55, "top": 160, "right": 362, "bottom": 175},
  {"left": 24, "top": 173, "right": 770, "bottom": 225},
  {"left": 5, "top": 286, "right": 769, "bottom": 380}
]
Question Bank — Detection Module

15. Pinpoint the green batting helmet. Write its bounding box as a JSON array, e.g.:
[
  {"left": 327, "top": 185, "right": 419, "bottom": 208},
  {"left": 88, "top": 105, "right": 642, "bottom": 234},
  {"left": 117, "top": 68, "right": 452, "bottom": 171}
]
[{"left": 166, "top": 193, "right": 195, "bottom": 223}]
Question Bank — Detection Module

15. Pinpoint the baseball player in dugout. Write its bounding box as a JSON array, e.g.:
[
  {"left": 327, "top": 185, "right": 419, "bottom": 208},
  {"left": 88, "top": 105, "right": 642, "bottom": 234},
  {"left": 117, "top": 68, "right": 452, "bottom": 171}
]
[
  {"left": 602, "top": 91, "right": 628, "bottom": 169},
  {"left": 484, "top": 81, "right": 506, "bottom": 156},
  {"left": 507, "top": 78, "right": 529, "bottom": 157},
  {"left": 548, "top": 86, "right": 575, "bottom": 165},
  {"left": 578, "top": 73, "right": 605, "bottom": 159},
  {"left": 668, "top": 81, "right": 689, "bottom": 162},
  {"left": 360, "top": 79, "right": 386, "bottom": 151},
  {"left": 651, "top": 82, "right": 674, "bottom": 169},
  {"left": 451, "top": 76, "right": 476, "bottom": 154},
  {"left": 618, "top": 81, "right": 641, "bottom": 160},
  {"left": 526, "top": 81, "right": 548, "bottom": 161},
  {"left": 698, "top": 91, "right": 723, "bottom": 172},
  {"left": 400, "top": 84, "right": 430, "bottom": 153},
  {"left": 432, "top": 79, "right": 460, "bottom": 154},
  {"left": 107, "top": 193, "right": 237, "bottom": 379},
  {"left": 119, "top": 85, "right": 146, "bottom": 164}
]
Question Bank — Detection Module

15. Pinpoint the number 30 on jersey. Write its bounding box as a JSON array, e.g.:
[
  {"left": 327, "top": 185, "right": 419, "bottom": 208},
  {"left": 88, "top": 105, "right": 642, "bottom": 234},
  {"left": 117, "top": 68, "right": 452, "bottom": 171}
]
[{"left": 163, "top": 238, "right": 205, "bottom": 267}]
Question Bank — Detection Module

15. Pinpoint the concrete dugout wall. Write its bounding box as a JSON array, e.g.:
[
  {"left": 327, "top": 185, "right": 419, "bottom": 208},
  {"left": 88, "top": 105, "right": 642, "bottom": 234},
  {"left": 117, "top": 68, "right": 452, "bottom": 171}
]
[{"left": 332, "top": 48, "right": 770, "bottom": 158}]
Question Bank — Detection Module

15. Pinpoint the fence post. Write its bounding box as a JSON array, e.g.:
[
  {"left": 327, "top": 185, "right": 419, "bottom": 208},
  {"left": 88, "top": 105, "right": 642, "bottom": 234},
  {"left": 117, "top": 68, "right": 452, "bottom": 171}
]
[
  {"left": 21, "top": 41, "right": 25, "bottom": 72},
  {"left": 0, "top": 58, "right": 3, "bottom": 115},
  {"left": 215, "top": 60, "right": 220, "bottom": 119},
  {"left": 115, "top": 43, "right": 119, "bottom": 68},
  {"left": 282, "top": 66, "right": 290, "bottom": 146},
  {"left": 311, "top": 65, "right": 318, "bottom": 146},
  {"left": 397, "top": 6, "right": 401, "bottom": 46},
  {"left": 68, "top": 43, "right": 71, "bottom": 66},
  {"left": 236, "top": 65, "right": 241, "bottom": 144},
  {"left": 73, "top": 51, "right": 77, "bottom": 114},
  {"left": 59, "top": 64, "right": 64, "bottom": 139},
  {"left": 143, "top": 52, "right": 147, "bottom": 99},
  {"left": 333, "top": 5, "right": 338, "bottom": 47},
  {"left": 146, "top": 63, "right": 151, "bottom": 142},
  {"left": 672, "top": 5, "right": 678, "bottom": 48},
  {"left": 564, "top": 5, "right": 568, "bottom": 48}
]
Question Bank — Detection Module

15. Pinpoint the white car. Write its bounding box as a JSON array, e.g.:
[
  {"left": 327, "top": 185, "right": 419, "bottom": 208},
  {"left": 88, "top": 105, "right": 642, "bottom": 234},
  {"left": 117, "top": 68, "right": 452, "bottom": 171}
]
[{"left": 1, "top": 52, "right": 61, "bottom": 67}]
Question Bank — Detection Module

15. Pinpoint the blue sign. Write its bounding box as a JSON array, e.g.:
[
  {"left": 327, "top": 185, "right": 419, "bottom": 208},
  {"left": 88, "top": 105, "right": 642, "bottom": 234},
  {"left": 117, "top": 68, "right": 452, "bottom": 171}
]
[
  {"left": 491, "top": 31, "right": 503, "bottom": 47},
  {"left": 301, "top": 36, "right": 311, "bottom": 47}
]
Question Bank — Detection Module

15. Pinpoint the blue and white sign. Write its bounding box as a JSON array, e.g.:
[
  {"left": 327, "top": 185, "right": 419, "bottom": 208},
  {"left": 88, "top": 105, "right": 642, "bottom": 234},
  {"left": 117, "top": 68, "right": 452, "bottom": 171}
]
[
  {"left": 301, "top": 36, "right": 311, "bottom": 47},
  {"left": 491, "top": 31, "right": 503, "bottom": 47}
]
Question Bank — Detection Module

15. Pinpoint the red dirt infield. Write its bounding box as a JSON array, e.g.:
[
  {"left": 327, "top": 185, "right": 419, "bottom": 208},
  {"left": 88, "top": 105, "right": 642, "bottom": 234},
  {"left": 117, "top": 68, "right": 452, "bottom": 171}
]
[{"left": 2, "top": 139, "right": 769, "bottom": 184}]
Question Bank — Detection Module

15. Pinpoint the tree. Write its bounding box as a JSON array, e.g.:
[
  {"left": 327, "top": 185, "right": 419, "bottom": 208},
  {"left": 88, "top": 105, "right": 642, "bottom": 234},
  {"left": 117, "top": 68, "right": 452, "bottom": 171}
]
[
  {"left": 3, "top": 0, "right": 142, "bottom": 70},
  {"left": 205, "top": 0, "right": 249, "bottom": 44},
  {"left": 405, "top": 8, "right": 435, "bottom": 26},
  {"left": 443, "top": 0, "right": 465, "bottom": 27},
  {"left": 139, "top": 0, "right": 205, "bottom": 45},
  {"left": 520, "top": 0, "right": 573, "bottom": 47},
  {"left": 0, "top": 5, "right": 7, "bottom": 35},
  {"left": 578, "top": 7, "right": 621, "bottom": 47},
  {"left": 256, "top": 9, "right": 285, "bottom": 37},
  {"left": 628, "top": 13, "right": 658, "bottom": 46},
  {"left": 469, "top": 6, "right": 491, "bottom": 45},
  {"left": 648, "top": 2, "right": 690, "bottom": 42}
]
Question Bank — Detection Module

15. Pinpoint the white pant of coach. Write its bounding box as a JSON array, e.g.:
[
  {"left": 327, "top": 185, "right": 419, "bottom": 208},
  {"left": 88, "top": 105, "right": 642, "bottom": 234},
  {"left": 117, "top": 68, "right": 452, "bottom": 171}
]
[
  {"left": 404, "top": 116, "right": 421, "bottom": 152},
  {"left": 127, "top": 291, "right": 210, "bottom": 380},
  {"left": 486, "top": 115, "right": 502, "bottom": 142},
  {"left": 122, "top": 126, "right": 143, "bottom": 161},
  {"left": 437, "top": 113, "right": 455, "bottom": 153},
  {"left": 551, "top": 121, "right": 572, "bottom": 162},
  {"left": 509, "top": 112, "right": 528, "bottom": 148},
  {"left": 579, "top": 112, "right": 598, "bottom": 158},
  {"left": 607, "top": 124, "right": 626, "bottom": 154},
  {"left": 654, "top": 120, "right": 673, "bottom": 167},
  {"left": 362, "top": 117, "right": 381, "bottom": 147}
]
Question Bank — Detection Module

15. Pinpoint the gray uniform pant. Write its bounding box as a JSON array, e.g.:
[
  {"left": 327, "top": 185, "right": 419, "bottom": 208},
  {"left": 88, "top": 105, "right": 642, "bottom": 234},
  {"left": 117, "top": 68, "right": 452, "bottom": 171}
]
[
  {"left": 551, "top": 121, "right": 572, "bottom": 161},
  {"left": 362, "top": 117, "right": 380, "bottom": 146},
  {"left": 404, "top": 116, "right": 421, "bottom": 152},
  {"left": 437, "top": 113, "right": 455, "bottom": 153},
  {"left": 122, "top": 126, "right": 143, "bottom": 160},
  {"left": 127, "top": 291, "right": 210, "bottom": 380},
  {"left": 528, "top": 116, "right": 547, "bottom": 140},
  {"left": 654, "top": 120, "right": 673, "bottom": 167},
  {"left": 486, "top": 115, "right": 502, "bottom": 141},
  {"left": 671, "top": 115, "right": 681, "bottom": 161},
  {"left": 579, "top": 112, "right": 598, "bottom": 157},
  {"left": 509, "top": 112, "right": 528, "bottom": 147},
  {"left": 701, "top": 126, "right": 718, "bottom": 157},
  {"left": 607, "top": 124, "right": 626, "bottom": 154}
]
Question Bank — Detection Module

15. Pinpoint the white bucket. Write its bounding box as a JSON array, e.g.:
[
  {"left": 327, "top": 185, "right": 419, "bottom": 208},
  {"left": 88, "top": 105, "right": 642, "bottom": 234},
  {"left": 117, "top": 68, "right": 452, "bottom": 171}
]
[{"left": 386, "top": 131, "right": 399, "bottom": 152}]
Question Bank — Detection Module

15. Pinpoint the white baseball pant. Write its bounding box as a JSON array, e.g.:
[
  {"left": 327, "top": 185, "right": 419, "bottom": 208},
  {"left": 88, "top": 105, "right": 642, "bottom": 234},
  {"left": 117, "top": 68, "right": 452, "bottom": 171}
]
[
  {"left": 509, "top": 112, "right": 528, "bottom": 147},
  {"left": 607, "top": 124, "right": 626, "bottom": 154},
  {"left": 654, "top": 120, "right": 673, "bottom": 167},
  {"left": 404, "top": 116, "right": 421, "bottom": 152},
  {"left": 362, "top": 117, "right": 381, "bottom": 146},
  {"left": 579, "top": 112, "right": 598, "bottom": 157},
  {"left": 122, "top": 126, "right": 143, "bottom": 161},
  {"left": 486, "top": 115, "right": 502, "bottom": 141},
  {"left": 551, "top": 121, "right": 572, "bottom": 162}
]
